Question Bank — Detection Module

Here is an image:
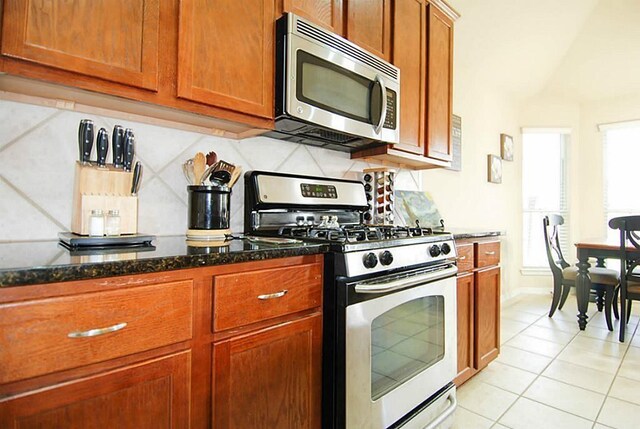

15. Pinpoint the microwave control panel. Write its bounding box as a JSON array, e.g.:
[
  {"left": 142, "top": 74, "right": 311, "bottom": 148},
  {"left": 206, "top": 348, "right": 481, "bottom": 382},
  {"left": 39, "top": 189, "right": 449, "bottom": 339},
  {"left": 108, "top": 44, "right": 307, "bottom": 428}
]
[{"left": 384, "top": 89, "right": 397, "bottom": 130}]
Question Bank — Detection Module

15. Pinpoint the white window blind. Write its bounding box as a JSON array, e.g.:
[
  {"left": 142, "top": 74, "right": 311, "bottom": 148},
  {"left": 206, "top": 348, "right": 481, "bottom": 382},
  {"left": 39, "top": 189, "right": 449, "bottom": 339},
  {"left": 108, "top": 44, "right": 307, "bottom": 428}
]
[
  {"left": 603, "top": 124, "right": 640, "bottom": 240},
  {"left": 522, "top": 131, "right": 570, "bottom": 269}
]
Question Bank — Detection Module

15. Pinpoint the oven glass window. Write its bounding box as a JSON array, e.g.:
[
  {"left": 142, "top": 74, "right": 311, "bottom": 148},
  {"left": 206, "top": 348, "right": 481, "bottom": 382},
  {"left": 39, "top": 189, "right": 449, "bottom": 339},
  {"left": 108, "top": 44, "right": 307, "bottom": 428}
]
[
  {"left": 370, "top": 296, "right": 445, "bottom": 400},
  {"left": 296, "top": 51, "right": 375, "bottom": 124}
]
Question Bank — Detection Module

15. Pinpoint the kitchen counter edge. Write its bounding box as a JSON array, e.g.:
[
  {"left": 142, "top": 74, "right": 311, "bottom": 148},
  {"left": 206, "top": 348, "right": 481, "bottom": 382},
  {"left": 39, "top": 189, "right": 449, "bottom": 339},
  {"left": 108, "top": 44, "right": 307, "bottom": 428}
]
[{"left": 451, "top": 230, "right": 505, "bottom": 240}]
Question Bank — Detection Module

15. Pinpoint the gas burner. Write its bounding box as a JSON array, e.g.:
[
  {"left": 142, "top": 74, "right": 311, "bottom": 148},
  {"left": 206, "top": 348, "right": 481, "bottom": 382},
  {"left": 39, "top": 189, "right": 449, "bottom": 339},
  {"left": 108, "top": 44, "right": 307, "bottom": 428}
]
[{"left": 277, "top": 225, "right": 442, "bottom": 244}]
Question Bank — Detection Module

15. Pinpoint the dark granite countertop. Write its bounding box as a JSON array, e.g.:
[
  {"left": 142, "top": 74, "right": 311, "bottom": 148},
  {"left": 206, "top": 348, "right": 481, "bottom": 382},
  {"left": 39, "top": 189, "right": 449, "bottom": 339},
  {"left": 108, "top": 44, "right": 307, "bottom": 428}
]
[
  {"left": 0, "top": 236, "right": 327, "bottom": 288},
  {"left": 449, "top": 229, "right": 505, "bottom": 240}
]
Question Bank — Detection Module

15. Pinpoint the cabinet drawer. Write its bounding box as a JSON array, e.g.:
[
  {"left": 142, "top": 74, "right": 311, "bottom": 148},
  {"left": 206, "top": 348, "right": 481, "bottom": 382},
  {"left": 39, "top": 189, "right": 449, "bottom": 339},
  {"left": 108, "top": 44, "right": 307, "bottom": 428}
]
[
  {"left": 0, "top": 281, "right": 193, "bottom": 384},
  {"left": 214, "top": 262, "right": 322, "bottom": 332},
  {"left": 475, "top": 241, "right": 500, "bottom": 268},
  {"left": 456, "top": 242, "right": 474, "bottom": 273}
]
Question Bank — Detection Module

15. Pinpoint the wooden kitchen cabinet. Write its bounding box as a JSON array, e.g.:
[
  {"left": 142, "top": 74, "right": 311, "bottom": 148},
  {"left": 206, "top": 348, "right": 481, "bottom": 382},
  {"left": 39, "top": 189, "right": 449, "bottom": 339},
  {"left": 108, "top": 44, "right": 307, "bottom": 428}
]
[
  {"left": 177, "top": 0, "right": 275, "bottom": 119},
  {"left": 351, "top": 0, "right": 458, "bottom": 169},
  {"left": 281, "top": 0, "right": 344, "bottom": 35},
  {"left": 0, "top": 254, "right": 323, "bottom": 429},
  {"left": 1, "top": 0, "right": 161, "bottom": 91},
  {"left": 213, "top": 313, "right": 322, "bottom": 429},
  {"left": 454, "top": 238, "right": 501, "bottom": 386},
  {"left": 212, "top": 257, "right": 323, "bottom": 429},
  {"left": 345, "top": 0, "right": 392, "bottom": 61}
]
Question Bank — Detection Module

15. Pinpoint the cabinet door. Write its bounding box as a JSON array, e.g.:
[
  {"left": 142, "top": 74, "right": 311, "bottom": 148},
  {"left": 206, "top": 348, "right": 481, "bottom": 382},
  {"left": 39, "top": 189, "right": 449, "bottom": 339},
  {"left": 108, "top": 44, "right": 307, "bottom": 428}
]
[
  {"left": 1, "top": 0, "right": 160, "bottom": 91},
  {"left": 177, "top": 0, "right": 275, "bottom": 118},
  {"left": 425, "top": 4, "right": 454, "bottom": 162},
  {"left": 474, "top": 266, "right": 500, "bottom": 370},
  {"left": 345, "top": 0, "right": 391, "bottom": 61},
  {"left": 454, "top": 272, "right": 475, "bottom": 386},
  {"left": 392, "top": 0, "right": 426, "bottom": 154},
  {"left": 282, "top": 0, "right": 344, "bottom": 35},
  {"left": 213, "top": 313, "right": 322, "bottom": 429},
  {"left": 0, "top": 351, "right": 191, "bottom": 429}
]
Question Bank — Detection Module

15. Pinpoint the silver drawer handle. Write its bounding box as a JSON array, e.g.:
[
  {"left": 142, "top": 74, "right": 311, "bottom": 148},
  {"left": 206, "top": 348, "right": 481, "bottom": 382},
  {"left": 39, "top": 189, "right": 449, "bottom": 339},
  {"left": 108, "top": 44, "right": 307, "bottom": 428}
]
[
  {"left": 485, "top": 251, "right": 496, "bottom": 255},
  {"left": 68, "top": 322, "right": 127, "bottom": 338},
  {"left": 258, "top": 290, "right": 288, "bottom": 300},
  {"left": 458, "top": 256, "right": 466, "bottom": 260}
]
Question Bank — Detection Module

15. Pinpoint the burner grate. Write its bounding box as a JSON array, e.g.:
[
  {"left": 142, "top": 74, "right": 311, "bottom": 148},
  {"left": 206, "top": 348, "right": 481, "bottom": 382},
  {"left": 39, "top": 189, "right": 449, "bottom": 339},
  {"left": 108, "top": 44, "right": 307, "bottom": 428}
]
[{"left": 277, "top": 225, "right": 438, "bottom": 243}]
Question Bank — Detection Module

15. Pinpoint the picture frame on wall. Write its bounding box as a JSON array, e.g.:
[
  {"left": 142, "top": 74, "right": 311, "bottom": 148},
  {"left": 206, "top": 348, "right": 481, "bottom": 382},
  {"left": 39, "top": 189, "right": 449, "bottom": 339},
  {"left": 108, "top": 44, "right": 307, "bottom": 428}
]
[
  {"left": 500, "top": 133, "right": 514, "bottom": 161},
  {"left": 488, "top": 155, "right": 502, "bottom": 184}
]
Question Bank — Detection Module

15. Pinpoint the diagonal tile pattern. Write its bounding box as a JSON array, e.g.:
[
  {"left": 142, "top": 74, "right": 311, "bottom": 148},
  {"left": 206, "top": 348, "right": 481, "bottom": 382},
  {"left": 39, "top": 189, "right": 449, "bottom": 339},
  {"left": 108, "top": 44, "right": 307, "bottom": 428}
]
[
  {"left": 453, "top": 293, "right": 640, "bottom": 429},
  {"left": 0, "top": 99, "right": 420, "bottom": 241}
]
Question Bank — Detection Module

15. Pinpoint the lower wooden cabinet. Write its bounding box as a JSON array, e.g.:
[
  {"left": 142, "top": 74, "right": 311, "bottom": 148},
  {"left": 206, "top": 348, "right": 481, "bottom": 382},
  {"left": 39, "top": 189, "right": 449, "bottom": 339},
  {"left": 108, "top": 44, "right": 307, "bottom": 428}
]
[
  {"left": 454, "top": 239, "right": 501, "bottom": 386},
  {"left": 213, "top": 313, "right": 322, "bottom": 429},
  {"left": 0, "top": 351, "right": 191, "bottom": 429}
]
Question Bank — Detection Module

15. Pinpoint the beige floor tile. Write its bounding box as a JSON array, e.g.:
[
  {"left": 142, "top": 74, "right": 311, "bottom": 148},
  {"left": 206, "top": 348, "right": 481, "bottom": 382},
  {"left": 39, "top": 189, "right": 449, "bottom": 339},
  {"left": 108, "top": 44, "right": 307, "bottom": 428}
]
[
  {"left": 542, "top": 359, "right": 615, "bottom": 394},
  {"left": 457, "top": 378, "right": 518, "bottom": 421},
  {"left": 501, "top": 309, "right": 543, "bottom": 324},
  {"left": 609, "top": 376, "right": 640, "bottom": 406},
  {"left": 568, "top": 335, "right": 629, "bottom": 358},
  {"left": 580, "top": 324, "right": 630, "bottom": 343},
  {"left": 510, "top": 302, "right": 553, "bottom": 316},
  {"left": 473, "top": 361, "right": 537, "bottom": 395},
  {"left": 616, "top": 347, "right": 640, "bottom": 381},
  {"left": 451, "top": 406, "right": 494, "bottom": 429},
  {"left": 500, "top": 320, "right": 530, "bottom": 344},
  {"left": 499, "top": 397, "right": 592, "bottom": 429},
  {"left": 556, "top": 346, "right": 622, "bottom": 374},
  {"left": 496, "top": 345, "right": 553, "bottom": 374},
  {"left": 522, "top": 325, "right": 576, "bottom": 345},
  {"left": 597, "top": 397, "right": 640, "bottom": 429},
  {"left": 523, "top": 376, "right": 605, "bottom": 421},
  {"left": 534, "top": 316, "right": 581, "bottom": 334},
  {"left": 506, "top": 334, "right": 565, "bottom": 358}
]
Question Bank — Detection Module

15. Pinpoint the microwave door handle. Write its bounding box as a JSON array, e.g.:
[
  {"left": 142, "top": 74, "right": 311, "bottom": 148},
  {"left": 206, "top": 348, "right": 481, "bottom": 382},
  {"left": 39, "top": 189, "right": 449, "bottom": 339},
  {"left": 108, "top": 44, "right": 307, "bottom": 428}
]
[{"left": 373, "top": 75, "right": 387, "bottom": 135}]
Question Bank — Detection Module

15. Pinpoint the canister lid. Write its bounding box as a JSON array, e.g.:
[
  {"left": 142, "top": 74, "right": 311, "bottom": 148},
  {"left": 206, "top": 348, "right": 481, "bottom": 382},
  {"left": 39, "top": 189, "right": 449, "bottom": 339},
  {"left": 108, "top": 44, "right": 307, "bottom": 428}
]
[{"left": 187, "top": 184, "right": 230, "bottom": 193}]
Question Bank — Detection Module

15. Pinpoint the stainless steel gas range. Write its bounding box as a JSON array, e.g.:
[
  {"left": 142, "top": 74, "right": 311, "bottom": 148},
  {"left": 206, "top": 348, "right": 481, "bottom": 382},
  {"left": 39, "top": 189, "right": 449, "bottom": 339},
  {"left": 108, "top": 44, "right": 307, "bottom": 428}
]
[{"left": 244, "top": 171, "right": 458, "bottom": 429}]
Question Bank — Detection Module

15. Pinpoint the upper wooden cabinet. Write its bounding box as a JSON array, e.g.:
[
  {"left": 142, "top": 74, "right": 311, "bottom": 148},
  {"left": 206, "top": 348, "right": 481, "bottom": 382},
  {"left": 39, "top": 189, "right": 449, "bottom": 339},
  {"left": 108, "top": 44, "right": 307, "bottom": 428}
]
[
  {"left": 351, "top": 0, "right": 459, "bottom": 169},
  {"left": 178, "top": 0, "right": 275, "bottom": 119},
  {"left": 426, "top": 3, "right": 454, "bottom": 162},
  {"left": 282, "top": 0, "right": 344, "bottom": 35},
  {"left": 1, "top": 0, "right": 160, "bottom": 91},
  {"left": 345, "top": 0, "right": 392, "bottom": 61}
]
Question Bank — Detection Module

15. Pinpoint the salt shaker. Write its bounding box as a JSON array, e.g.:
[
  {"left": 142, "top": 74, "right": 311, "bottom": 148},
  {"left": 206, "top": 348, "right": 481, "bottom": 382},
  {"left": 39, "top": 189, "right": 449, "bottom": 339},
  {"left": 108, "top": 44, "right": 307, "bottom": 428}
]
[
  {"left": 105, "top": 210, "right": 121, "bottom": 236},
  {"left": 89, "top": 209, "right": 105, "bottom": 237}
]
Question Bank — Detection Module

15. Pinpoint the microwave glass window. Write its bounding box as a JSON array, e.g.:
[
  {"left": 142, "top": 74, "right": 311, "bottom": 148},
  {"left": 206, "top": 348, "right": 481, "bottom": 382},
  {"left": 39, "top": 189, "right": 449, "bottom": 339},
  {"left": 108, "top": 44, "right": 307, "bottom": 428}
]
[
  {"left": 297, "top": 52, "right": 378, "bottom": 125},
  {"left": 370, "top": 296, "right": 445, "bottom": 401}
]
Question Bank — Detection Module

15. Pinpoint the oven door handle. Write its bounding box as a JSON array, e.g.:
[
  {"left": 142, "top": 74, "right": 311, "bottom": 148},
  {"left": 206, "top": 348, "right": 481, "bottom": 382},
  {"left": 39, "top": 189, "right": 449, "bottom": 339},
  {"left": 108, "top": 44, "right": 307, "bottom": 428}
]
[
  {"left": 354, "top": 265, "right": 458, "bottom": 294},
  {"left": 423, "top": 391, "right": 457, "bottom": 429}
]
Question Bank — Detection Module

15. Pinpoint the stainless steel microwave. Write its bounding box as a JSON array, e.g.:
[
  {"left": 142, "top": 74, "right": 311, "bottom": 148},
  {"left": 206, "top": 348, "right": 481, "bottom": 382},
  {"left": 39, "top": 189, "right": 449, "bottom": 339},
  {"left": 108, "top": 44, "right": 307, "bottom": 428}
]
[{"left": 265, "top": 13, "right": 400, "bottom": 153}]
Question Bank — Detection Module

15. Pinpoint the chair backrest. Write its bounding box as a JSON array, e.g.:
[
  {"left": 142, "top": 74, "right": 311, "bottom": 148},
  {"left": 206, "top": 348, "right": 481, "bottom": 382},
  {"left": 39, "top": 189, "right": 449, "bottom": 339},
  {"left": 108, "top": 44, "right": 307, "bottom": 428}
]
[
  {"left": 609, "top": 215, "right": 640, "bottom": 283},
  {"left": 543, "top": 214, "right": 570, "bottom": 275}
]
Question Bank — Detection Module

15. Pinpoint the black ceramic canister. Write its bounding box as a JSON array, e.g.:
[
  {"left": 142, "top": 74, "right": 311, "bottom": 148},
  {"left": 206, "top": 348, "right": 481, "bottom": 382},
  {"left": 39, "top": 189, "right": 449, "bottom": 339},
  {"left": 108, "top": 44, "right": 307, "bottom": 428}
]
[{"left": 187, "top": 185, "right": 231, "bottom": 230}]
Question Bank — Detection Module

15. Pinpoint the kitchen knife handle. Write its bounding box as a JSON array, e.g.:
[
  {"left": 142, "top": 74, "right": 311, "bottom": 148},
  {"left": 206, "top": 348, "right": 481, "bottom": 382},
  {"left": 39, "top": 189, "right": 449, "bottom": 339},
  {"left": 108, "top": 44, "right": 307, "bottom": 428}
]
[
  {"left": 112, "top": 125, "right": 125, "bottom": 168},
  {"left": 131, "top": 161, "right": 142, "bottom": 195},
  {"left": 123, "top": 131, "right": 135, "bottom": 172},
  {"left": 82, "top": 120, "right": 94, "bottom": 164},
  {"left": 96, "top": 128, "right": 109, "bottom": 167}
]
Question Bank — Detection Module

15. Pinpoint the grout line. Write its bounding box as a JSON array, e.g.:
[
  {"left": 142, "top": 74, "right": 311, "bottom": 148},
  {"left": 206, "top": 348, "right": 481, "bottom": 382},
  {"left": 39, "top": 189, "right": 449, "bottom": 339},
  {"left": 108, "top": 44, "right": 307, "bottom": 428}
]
[
  {"left": 0, "top": 174, "right": 69, "bottom": 233},
  {"left": 274, "top": 145, "right": 301, "bottom": 171},
  {"left": 0, "top": 110, "right": 61, "bottom": 154}
]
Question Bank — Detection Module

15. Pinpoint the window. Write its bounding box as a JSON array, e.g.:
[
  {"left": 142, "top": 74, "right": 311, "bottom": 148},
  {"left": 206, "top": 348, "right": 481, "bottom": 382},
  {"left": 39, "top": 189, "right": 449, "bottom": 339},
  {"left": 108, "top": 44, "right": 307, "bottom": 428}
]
[
  {"left": 522, "top": 130, "right": 570, "bottom": 270},
  {"left": 602, "top": 123, "right": 640, "bottom": 240}
]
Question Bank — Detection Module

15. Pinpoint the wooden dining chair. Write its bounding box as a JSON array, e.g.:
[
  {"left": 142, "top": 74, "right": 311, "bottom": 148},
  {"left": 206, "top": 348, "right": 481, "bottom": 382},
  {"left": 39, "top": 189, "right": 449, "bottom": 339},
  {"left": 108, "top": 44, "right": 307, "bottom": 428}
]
[
  {"left": 544, "top": 215, "right": 620, "bottom": 330},
  {"left": 608, "top": 215, "right": 640, "bottom": 342}
]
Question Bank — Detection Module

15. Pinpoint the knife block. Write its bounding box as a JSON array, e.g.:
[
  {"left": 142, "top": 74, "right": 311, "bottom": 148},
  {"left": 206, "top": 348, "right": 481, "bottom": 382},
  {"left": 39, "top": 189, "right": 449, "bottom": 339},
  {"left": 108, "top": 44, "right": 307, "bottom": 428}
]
[{"left": 71, "top": 162, "right": 138, "bottom": 235}]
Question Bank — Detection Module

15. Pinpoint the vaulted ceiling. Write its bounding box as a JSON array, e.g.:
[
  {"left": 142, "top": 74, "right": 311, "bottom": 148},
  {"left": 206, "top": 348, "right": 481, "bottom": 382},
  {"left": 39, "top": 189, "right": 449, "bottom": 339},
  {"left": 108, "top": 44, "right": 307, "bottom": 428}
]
[{"left": 452, "top": 0, "right": 640, "bottom": 102}]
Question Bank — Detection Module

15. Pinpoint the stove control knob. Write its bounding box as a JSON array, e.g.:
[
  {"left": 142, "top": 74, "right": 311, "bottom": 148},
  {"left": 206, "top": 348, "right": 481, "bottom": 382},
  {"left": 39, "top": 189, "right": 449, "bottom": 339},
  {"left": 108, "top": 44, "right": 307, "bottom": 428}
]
[
  {"left": 429, "top": 245, "right": 441, "bottom": 257},
  {"left": 441, "top": 243, "right": 451, "bottom": 255},
  {"left": 363, "top": 252, "right": 378, "bottom": 269},
  {"left": 379, "top": 250, "right": 394, "bottom": 266}
]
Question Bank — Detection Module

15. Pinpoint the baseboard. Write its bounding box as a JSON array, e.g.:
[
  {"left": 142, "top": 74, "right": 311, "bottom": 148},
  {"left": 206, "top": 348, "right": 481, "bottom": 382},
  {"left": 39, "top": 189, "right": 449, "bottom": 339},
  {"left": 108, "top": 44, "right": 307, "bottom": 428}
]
[{"left": 501, "top": 287, "right": 552, "bottom": 306}]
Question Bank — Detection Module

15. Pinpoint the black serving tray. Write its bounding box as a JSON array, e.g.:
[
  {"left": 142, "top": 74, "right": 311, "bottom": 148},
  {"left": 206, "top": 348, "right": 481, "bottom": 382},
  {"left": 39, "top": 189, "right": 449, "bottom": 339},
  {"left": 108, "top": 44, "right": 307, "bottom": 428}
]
[{"left": 58, "top": 232, "right": 156, "bottom": 250}]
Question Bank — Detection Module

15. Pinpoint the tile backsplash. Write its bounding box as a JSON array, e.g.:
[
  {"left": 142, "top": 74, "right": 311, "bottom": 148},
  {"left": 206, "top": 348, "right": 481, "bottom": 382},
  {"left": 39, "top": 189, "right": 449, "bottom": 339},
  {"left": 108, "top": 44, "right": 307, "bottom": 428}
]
[{"left": 0, "top": 99, "right": 422, "bottom": 241}]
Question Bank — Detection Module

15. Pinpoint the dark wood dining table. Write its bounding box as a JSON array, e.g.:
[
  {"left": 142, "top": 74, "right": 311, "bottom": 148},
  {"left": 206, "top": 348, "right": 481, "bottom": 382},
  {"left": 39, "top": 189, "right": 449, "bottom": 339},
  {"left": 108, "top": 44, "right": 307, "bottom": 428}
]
[{"left": 575, "top": 237, "right": 640, "bottom": 330}]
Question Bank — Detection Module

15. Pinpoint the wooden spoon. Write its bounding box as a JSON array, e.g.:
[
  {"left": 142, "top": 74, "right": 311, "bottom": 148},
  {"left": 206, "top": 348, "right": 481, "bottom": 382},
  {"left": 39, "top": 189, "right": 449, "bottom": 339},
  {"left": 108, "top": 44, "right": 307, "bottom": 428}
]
[{"left": 193, "top": 152, "right": 206, "bottom": 185}]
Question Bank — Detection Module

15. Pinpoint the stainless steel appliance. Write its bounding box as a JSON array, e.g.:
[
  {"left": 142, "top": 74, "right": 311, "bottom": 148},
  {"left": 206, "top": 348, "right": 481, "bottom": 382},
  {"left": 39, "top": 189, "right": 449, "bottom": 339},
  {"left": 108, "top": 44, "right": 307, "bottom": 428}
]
[
  {"left": 266, "top": 13, "right": 400, "bottom": 152},
  {"left": 245, "top": 171, "right": 458, "bottom": 429}
]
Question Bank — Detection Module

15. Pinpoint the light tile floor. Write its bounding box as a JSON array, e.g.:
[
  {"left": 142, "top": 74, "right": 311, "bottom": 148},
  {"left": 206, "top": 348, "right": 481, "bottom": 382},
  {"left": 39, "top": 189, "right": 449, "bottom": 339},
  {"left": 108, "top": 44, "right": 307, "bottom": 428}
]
[{"left": 453, "top": 293, "right": 640, "bottom": 429}]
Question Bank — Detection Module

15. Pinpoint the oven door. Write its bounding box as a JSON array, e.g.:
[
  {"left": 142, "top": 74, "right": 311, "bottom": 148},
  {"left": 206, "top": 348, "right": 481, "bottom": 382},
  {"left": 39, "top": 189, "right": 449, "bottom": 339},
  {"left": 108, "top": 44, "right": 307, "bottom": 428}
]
[
  {"left": 285, "top": 31, "right": 399, "bottom": 143},
  {"left": 345, "top": 264, "right": 457, "bottom": 429}
]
